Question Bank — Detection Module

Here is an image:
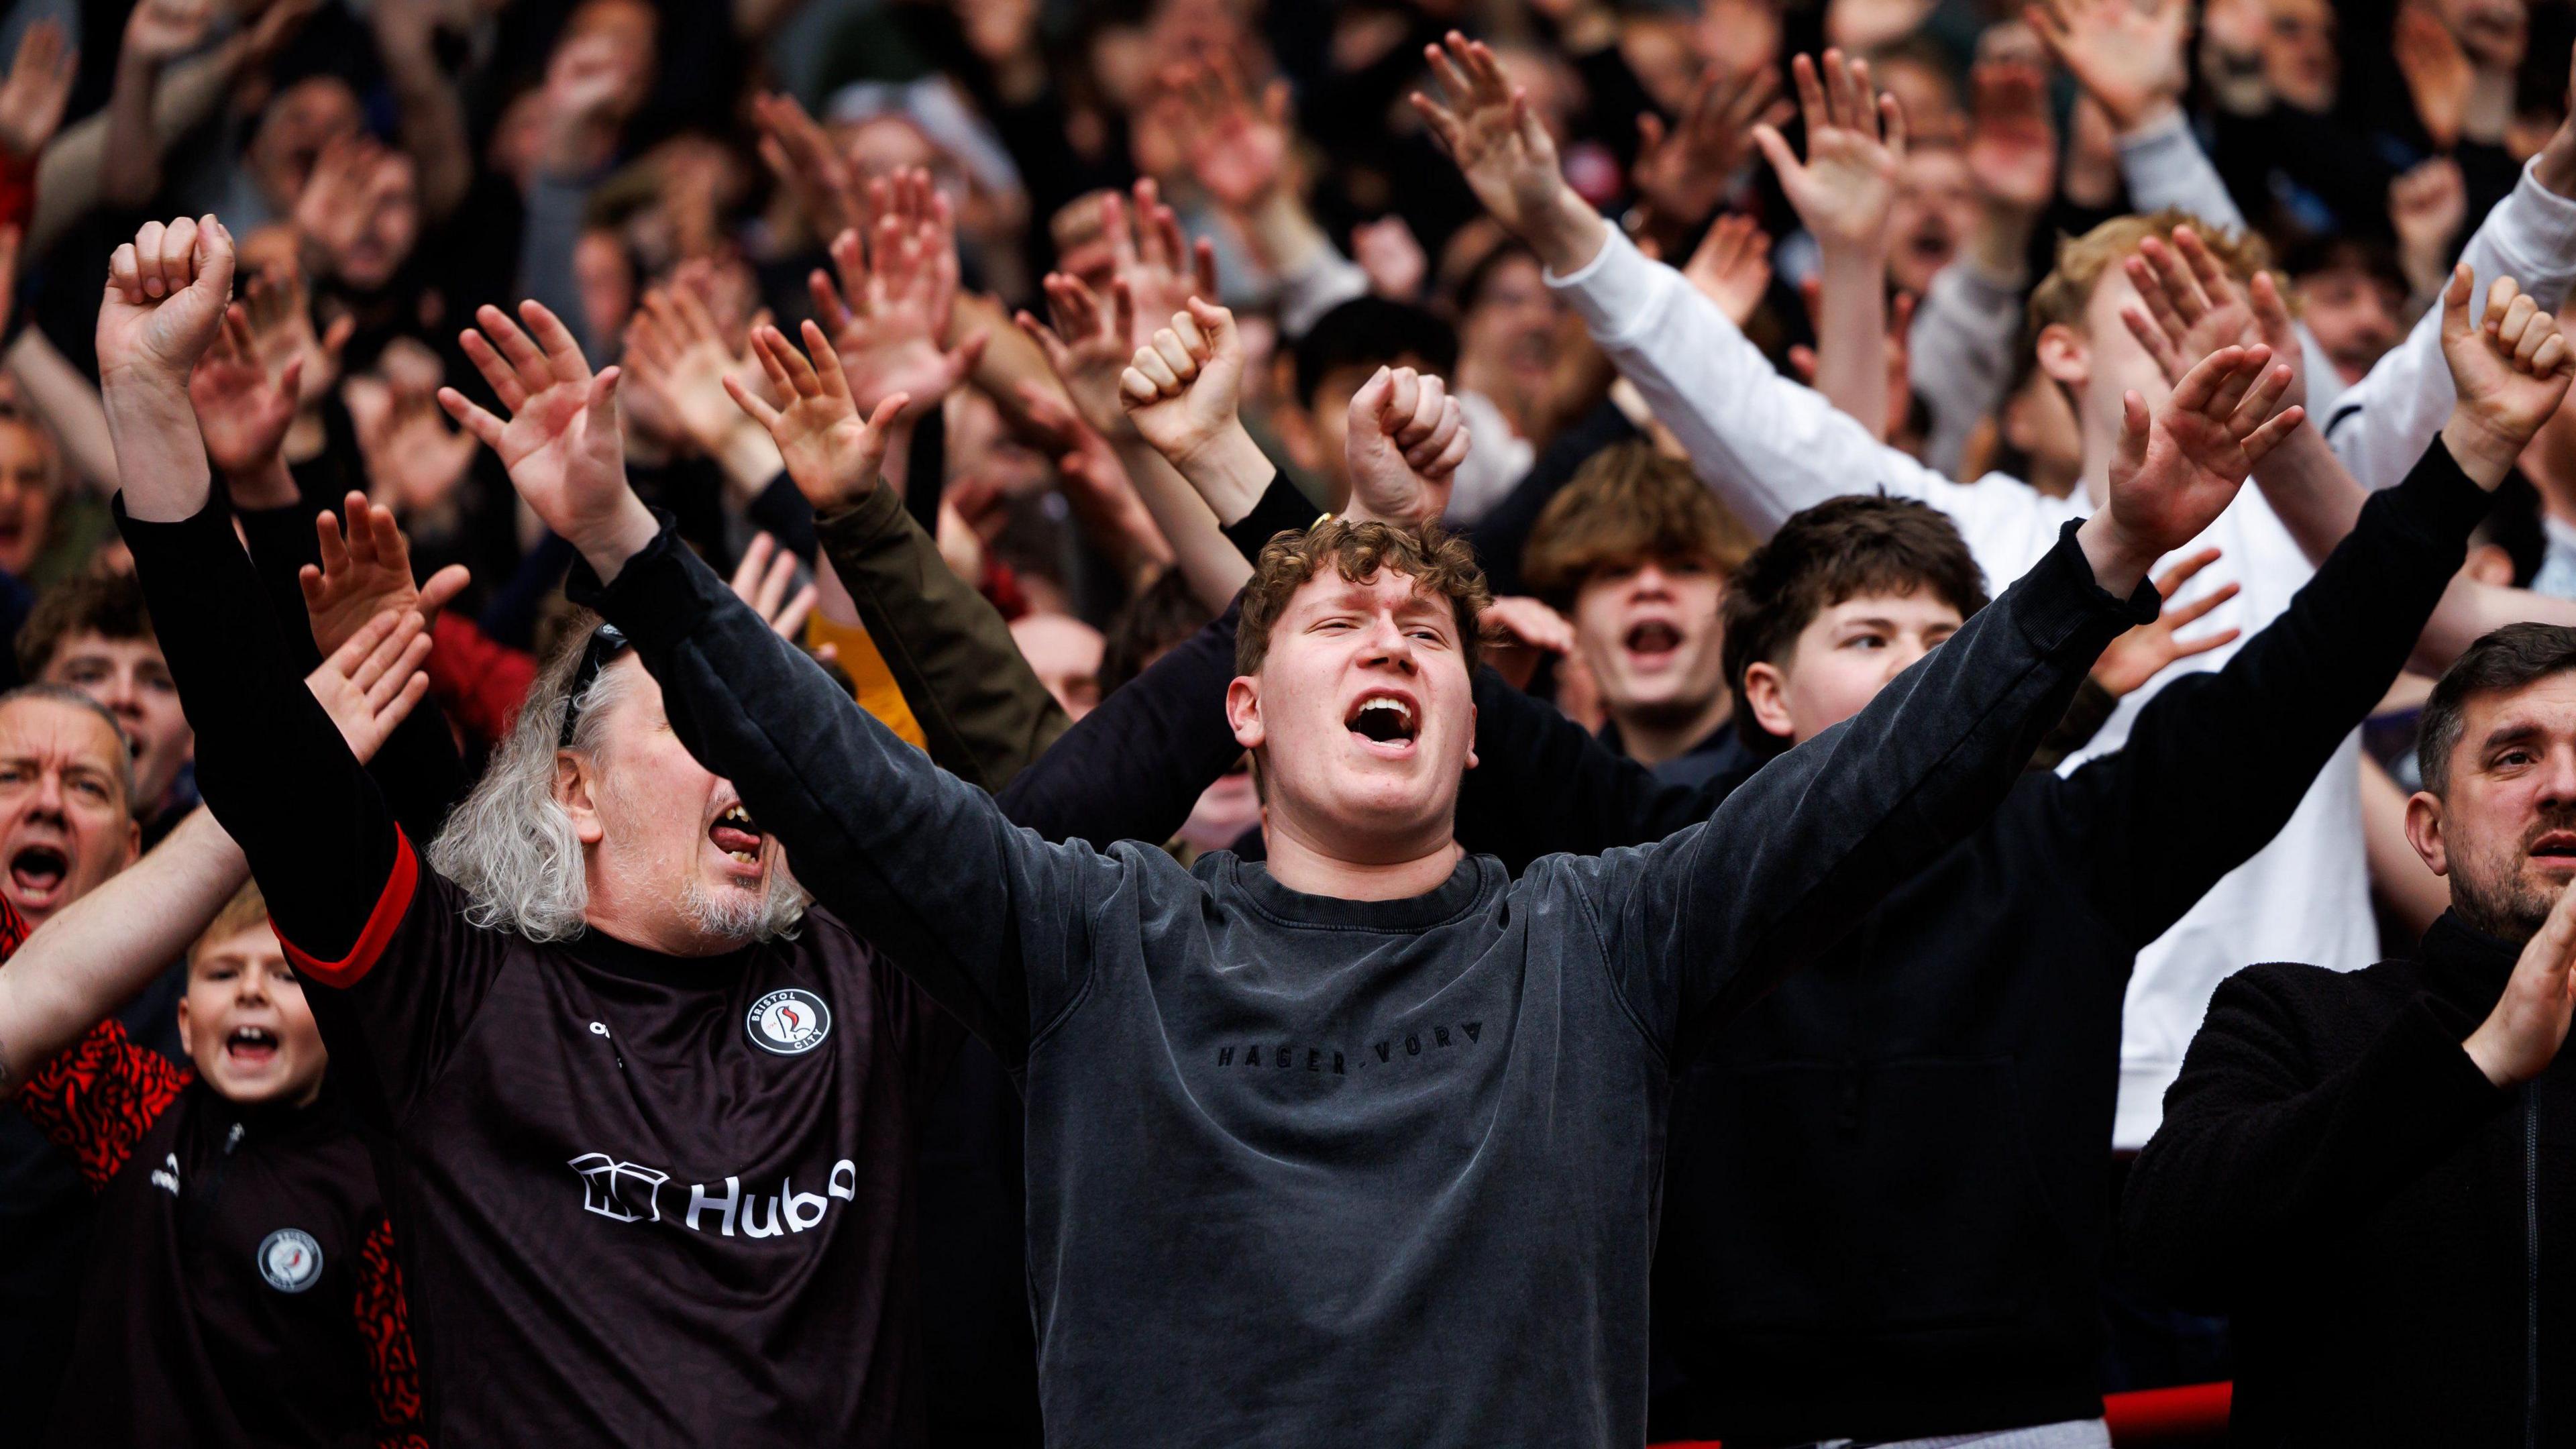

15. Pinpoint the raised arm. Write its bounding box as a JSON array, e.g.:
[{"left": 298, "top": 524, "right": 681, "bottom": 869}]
[
  {"left": 2072, "top": 274, "right": 2571, "bottom": 941},
  {"left": 106, "top": 217, "right": 421, "bottom": 992},
  {"left": 2318, "top": 59, "right": 2576, "bottom": 492},
  {"left": 724, "top": 315, "right": 1071, "bottom": 793},
  {"left": 0, "top": 614, "right": 433, "bottom": 1099},
  {"left": 1605, "top": 343, "right": 2296, "bottom": 1046},
  {"left": 1412, "top": 31, "right": 2069, "bottom": 574},
  {"left": 445, "top": 300, "right": 1106, "bottom": 1063},
  {"left": 1757, "top": 50, "right": 1905, "bottom": 443}
]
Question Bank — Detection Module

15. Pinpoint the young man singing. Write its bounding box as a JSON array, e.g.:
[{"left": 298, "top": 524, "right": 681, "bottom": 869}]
[{"left": 427, "top": 210, "right": 2292, "bottom": 1442}]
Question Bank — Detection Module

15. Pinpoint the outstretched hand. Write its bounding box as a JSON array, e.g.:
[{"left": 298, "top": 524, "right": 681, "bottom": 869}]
[
  {"left": 1752, "top": 50, "right": 1906, "bottom": 256},
  {"left": 1343, "top": 366, "right": 1470, "bottom": 529},
  {"left": 1411, "top": 31, "right": 1605, "bottom": 272},
  {"left": 808, "top": 167, "right": 985, "bottom": 420},
  {"left": 299, "top": 490, "right": 471, "bottom": 659},
  {"left": 2084, "top": 343, "right": 2302, "bottom": 592},
  {"left": 727, "top": 532, "right": 820, "bottom": 641},
  {"left": 438, "top": 299, "right": 655, "bottom": 576},
  {"left": 724, "top": 319, "right": 909, "bottom": 512},
  {"left": 2090, "top": 545, "right": 2240, "bottom": 696},
  {"left": 305, "top": 606, "right": 435, "bottom": 767},
  {"left": 188, "top": 300, "right": 301, "bottom": 482},
  {"left": 2116, "top": 223, "right": 2306, "bottom": 422},
  {"left": 2437, "top": 265, "right": 2576, "bottom": 485}
]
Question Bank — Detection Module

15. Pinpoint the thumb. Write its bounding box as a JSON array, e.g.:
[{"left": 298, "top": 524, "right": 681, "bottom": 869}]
[
  {"left": 1751, "top": 123, "right": 1798, "bottom": 179},
  {"left": 2441, "top": 262, "right": 2477, "bottom": 347},
  {"left": 2118, "top": 388, "right": 2152, "bottom": 465},
  {"left": 586, "top": 365, "right": 623, "bottom": 437},
  {"left": 1348, "top": 365, "right": 1395, "bottom": 433},
  {"left": 1187, "top": 296, "right": 1238, "bottom": 361},
  {"left": 193, "top": 216, "right": 235, "bottom": 307}
]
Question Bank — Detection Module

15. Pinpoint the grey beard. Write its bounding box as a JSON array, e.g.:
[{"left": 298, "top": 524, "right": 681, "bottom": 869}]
[{"left": 680, "top": 864, "right": 810, "bottom": 945}]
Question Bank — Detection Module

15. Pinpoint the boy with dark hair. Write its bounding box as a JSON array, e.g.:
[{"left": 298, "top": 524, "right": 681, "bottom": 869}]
[
  {"left": 1275, "top": 295, "right": 1460, "bottom": 508},
  {"left": 17, "top": 569, "right": 195, "bottom": 841},
  {"left": 1522, "top": 441, "right": 1761, "bottom": 785},
  {"left": 2125, "top": 616, "right": 2576, "bottom": 1442}
]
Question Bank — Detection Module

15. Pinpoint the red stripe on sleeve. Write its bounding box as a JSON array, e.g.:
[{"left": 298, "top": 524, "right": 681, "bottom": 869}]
[
  {"left": 17, "top": 1019, "right": 192, "bottom": 1190},
  {"left": 276, "top": 830, "right": 420, "bottom": 989}
]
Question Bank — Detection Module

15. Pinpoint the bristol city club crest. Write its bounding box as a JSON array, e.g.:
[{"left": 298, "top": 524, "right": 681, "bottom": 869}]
[
  {"left": 256, "top": 1228, "right": 323, "bottom": 1293},
  {"left": 746, "top": 987, "right": 832, "bottom": 1056}
]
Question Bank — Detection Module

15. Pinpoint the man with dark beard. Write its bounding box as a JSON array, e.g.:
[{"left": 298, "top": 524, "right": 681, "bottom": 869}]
[
  {"left": 2126, "top": 622, "right": 2576, "bottom": 1442},
  {"left": 101, "top": 214, "right": 959, "bottom": 1445}
]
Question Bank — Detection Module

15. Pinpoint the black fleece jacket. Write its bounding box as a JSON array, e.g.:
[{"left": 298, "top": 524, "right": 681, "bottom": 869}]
[
  {"left": 2125, "top": 914, "right": 2569, "bottom": 1446},
  {"left": 995, "top": 438, "right": 2490, "bottom": 1440}
]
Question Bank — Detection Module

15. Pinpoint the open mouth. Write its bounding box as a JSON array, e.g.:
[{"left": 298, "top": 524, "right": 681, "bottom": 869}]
[
  {"left": 1346, "top": 693, "right": 1419, "bottom": 750},
  {"left": 1904, "top": 227, "right": 1952, "bottom": 270},
  {"left": 225, "top": 1025, "right": 279, "bottom": 1068},
  {"left": 1624, "top": 619, "right": 1683, "bottom": 664},
  {"left": 2532, "top": 831, "right": 2576, "bottom": 863},
  {"left": 709, "top": 804, "right": 765, "bottom": 864},
  {"left": 9, "top": 844, "right": 67, "bottom": 902}
]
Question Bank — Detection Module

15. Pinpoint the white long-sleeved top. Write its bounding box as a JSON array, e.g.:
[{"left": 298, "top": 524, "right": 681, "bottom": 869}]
[{"left": 1546, "top": 160, "right": 2576, "bottom": 1145}]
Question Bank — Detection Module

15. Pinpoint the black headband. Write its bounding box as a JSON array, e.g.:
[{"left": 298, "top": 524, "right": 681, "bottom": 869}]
[{"left": 557, "top": 624, "right": 631, "bottom": 749}]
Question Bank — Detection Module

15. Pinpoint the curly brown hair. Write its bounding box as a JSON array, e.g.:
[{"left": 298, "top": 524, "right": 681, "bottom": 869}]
[{"left": 1236, "top": 519, "right": 1493, "bottom": 679}]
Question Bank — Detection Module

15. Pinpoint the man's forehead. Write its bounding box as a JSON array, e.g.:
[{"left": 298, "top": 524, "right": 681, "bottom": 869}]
[
  {"left": 2461, "top": 674, "right": 2576, "bottom": 747},
  {"left": 1815, "top": 588, "right": 1962, "bottom": 629},
  {"left": 0, "top": 697, "right": 125, "bottom": 765},
  {"left": 51, "top": 631, "right": 162, "bottom": 666},
  {"left": 1290, "top": 567, "right": 1452, "bottom": 615}
]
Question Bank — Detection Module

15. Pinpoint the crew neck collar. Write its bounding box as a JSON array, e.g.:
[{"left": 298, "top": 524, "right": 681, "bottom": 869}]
[
  {"left": 1221, "top": 851, "right": 1494, "bottom": 933},
  {"left": 560, "top": 918, "right": 765, "bottom": 986}
]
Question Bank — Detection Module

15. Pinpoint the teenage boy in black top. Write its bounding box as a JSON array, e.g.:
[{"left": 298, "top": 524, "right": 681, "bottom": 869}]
[
  {"left": 102, "top": 217, "right": 961, "bottom": 1446},
  {"left": 2125, "top": 623, "right": 2576, "bottom": 1440},
  {"left": 427, "top": 199, "right": 2300, "bottom": 1442}
]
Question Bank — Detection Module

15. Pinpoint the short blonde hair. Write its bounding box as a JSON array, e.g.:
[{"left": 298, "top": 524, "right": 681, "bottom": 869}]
[
  {"left": 191, "top": 881, "right": 272, "bottom": 965},
  {"left": 2024, "top": 209, "right": 2276, "bottom": 355}
]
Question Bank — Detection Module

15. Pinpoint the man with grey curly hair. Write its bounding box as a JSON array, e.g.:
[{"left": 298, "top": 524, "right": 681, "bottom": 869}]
[{"left": 101, "top": 217, "right": 961, "bottom": 1446}]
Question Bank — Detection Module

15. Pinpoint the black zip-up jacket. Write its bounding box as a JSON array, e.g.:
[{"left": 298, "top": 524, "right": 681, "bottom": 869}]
[{"left": 2125, "top": 913, "right": 2569, "bottom": 1445}]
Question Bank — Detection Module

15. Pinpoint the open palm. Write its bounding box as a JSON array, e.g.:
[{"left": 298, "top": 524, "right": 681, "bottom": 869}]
[
  {"left": 726, "top": 320, "right": 906, "bottom": 511},
  {"left": 1020, "top": 270, "right": 1142, "bottom": 439},
  {"left": 2106, "top": 344, "right": 2300, "bottom": 553},
  {"left": 1755, "top": 50, "right": 1904, "bottom": 252},
  {"left": 437, "top": 301, "right": 629, "bottom": 545},
  {"left": 1412, "top": 32, "right": 1566, "bottom": 237}
]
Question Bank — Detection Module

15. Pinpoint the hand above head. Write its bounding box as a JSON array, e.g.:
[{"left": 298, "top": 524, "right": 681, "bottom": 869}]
[
  {"left": 1680, "top": 212, "right": 1774, "bottom": 325},
  {"left": 752, "top": 91, "right": 864, "bottom": 241},
  {"left": 1104, "top": 180, "right": 1219, "bottom": 349},
  {"left": 1117, "top": 296, "right": 1275, "bottom": 521},
  {"left": 0, "top": 18, "right": 75, "bottom": 161},
  {"left": 305, "top": 606, "right": 435, "bottom": 767},
  {"left": 2465, "top": 875, "right": 2576, "bottom": 1087},
  {"left": 723, "top": 319, "right": 909, "bottom": 513},
  {"left": 347, "top": 368, "right": 480, "bottom": 521},
  {"left": 1752, "top": 50, "right": 1907, "bottom": 258},
  {"left": 437, "top": 299, "right": 655, "bottom": 578},
  {"left": 2089, "top": 545, "right": 2241, "bottom": 696},
  {"left": 808, "top": 167, "right": 985, "bottom": 420},
  {"left": 99, "top": 215, "right": 236, "bottom": 392},
  {"left": 2116, "top": 223, "right": 2306, "bottom": 421},
  {"left": 1630, "top": 64, "right": 1787, "bottom": 233},
  {"left": 1171, "top": 54, "right": 1293, "bottom": 212},
  {"left": 188, "top": 301, "right": 301, "bottom": 484},
  {"left": 1343, "top": 366, "right": 1470, "bottom": 529},
  {"left": 299, "top": 490, "right": 472, "bottom": 659},
  {"left": 121, "top": 0, "right": 213, "bottom": 67},
  {"left": 2025, "top": 0, "right": 2188, "bottom": 133},
  {"left": 2438, "top": 265, "right": 2576, "bottom": 485},
  {"left": 1019, "top": 269, "right": 1146, "bottom": 441},
  {"left": 1411, "top": 30, "right": 1607, "bottom": 274},
  {"left": 623, "top": 268, "right": 778, "bottom": 488},
  {"left": 727, "top": 531, "right": 819, "bottom": 641},
  {"left": 1964, "top": 56, "right": 2058, "bottom": 217},
  {"left": 2082, "top": 342, "right": 2302, "bottom": 592}
]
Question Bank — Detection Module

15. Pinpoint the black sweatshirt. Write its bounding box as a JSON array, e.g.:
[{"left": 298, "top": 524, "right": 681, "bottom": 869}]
[
  {"left": 1000, "top": 438, "right": 2490, "bottom": 1438},
  {"left": 2124, "top": 914, "right": 2567, "bottom": 1444},
  {"left": 118, "top": 496, "right": 961, "bottom": 1446},
  {"left": 574, "top": 506, "right": 2148, "bottom": 1446}
]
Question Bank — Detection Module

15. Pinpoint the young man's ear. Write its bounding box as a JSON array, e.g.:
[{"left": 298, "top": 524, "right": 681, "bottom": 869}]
[
  {"left": 2403, "top": 790, "right": 2453, "bottom": 878},
  {"left": 2033, "top": 321, "right": 2090, "bottom": 392},
  {"left": 554, "top": 752, "right": 606, "bottom": 845},
  {"left": 1741, "top": 662, "right": 1797, "bottom": 742},
  {"left": 1225, "top": 676, "right": 1267, "bottom": 753}
]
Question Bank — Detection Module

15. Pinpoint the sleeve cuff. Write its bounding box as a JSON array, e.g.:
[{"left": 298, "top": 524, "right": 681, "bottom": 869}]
[
  {"left": 1222, "top": 474, "right": 1322, "bottom": 564},
  {"left": 2023, "top": 520, "right": 2165, "bottom": 651},
  {"left": 2384, "top": 432, "right": 2495, "bottom": 541},
  {"left": 813, "top": 481, "right": 910, "bottom": 551},
  {"left": 1543, "top": 225, "right": 1666, "bottom": 342},
  {"left": 564, "top": 512, "right": 714, "bottom": 650}
]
